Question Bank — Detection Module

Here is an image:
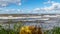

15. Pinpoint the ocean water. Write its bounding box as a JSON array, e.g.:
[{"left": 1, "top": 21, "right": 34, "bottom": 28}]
[{"left": 0, "top": 17, "right": 60, "bottom": 30}]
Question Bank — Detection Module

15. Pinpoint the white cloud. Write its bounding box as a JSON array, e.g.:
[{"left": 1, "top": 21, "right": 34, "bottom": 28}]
[
  {"left": 34, "top": 8, "right": 40, "bottom": 10},
  {"left": 44, "top": 0, "right": 54, "bottom": 4},
  {"left": 18, "top": 3, "right": 21, "bottom": 5},
  {"left": 0, "top": 8, "right": 21, "bottom": 14},
  {"left": 0, "top": 0, "right": 21, "bottom": 7},
  {"left": 33, "top": 1, "right": 60, "bottom": 13}
]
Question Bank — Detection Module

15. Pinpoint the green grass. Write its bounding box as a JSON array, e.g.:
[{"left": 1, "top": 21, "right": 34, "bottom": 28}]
[
  {"left": 0, "top": 22, "right": 23, "bottom": 34},
  {"left": 44, "top": 27, "right": 60, "bottom": 34}
]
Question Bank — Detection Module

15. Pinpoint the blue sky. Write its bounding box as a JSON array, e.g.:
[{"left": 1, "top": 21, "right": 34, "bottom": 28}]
[
  {"left": 21, "top": 0, "right": 47, "bottom": 9},
  {"left": 0, "top": 0, "right": 21, "bottom": 14},
  {"left": 21, "top": 0, "right": 60, "bottom": 14},
  {"left": 0, "top": 0, "right": 60, "bottom": 14}
]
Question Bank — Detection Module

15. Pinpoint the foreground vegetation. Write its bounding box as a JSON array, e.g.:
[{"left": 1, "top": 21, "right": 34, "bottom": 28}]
[
  {"left": 20, "top": 26, "right": 42, "bottom": 34},
  {"left": 0, "top": 22, "right": 23, "bottom": 34},
  {"left": 0, "top": 21, "right": 60, "bottom": 34},
  {"left": 44, "top": 27, "right": 60, "bottom": 34}
]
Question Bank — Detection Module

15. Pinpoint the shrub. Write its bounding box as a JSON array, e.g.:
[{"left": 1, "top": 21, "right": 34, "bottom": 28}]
[{"left": 20, "top": 26, "right": 42, "bottom": 34}]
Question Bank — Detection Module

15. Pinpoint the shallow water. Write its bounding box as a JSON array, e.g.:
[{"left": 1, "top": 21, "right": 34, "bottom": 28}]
[{"left": 0, "top": 17, "right": 60, "bottom": 30}]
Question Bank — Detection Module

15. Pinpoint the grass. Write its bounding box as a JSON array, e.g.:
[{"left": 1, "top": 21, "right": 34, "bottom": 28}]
[
  {"left": 0, "top": 22, "right": 23, "bottom": 34},
  {"left": 44, "top": 27, "right": 60, "bottom": 34}
]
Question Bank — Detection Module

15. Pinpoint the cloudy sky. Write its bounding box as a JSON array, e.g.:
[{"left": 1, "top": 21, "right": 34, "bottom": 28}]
[
  {"left": 0, "top": 0, "right": 21, "bottom": 14},
  {"left": 0, "top": 0, "right": 60, "bottom": 14},
  {"left": 21, "top": 0, "right": 60, "bottom": 14}
]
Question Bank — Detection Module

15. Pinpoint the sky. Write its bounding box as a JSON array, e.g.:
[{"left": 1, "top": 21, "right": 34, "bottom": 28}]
[
  {"left": 0, "top": 0, "right": 21, "bottom": 14},
  {"left": 0, "top": 0, "right": 60, "bottom": 14},
  {"left": 21, "top": 0, "right": 60, "bottom": 14}
]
